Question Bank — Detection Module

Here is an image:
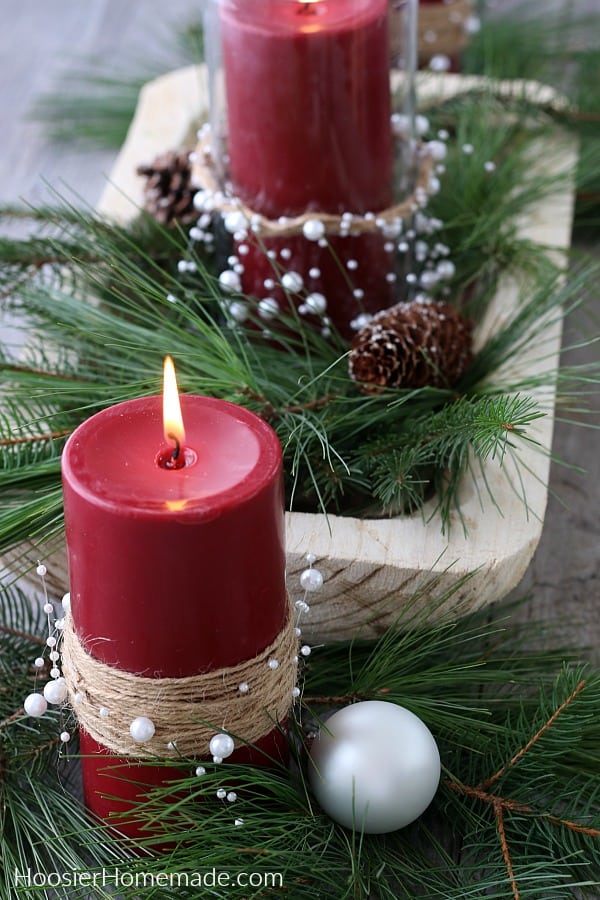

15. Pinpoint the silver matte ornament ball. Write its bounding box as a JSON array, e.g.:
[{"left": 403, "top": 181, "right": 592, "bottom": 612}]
[{"left": 308, "top": 700, "right": 440, "bottom": 833}]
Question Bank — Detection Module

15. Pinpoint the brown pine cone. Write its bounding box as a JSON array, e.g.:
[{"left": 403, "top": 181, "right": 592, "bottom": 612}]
[
  {"left": 348, "top": 299, "right": 473, "bottom": 390},
  {"left": 137, "top": 150, "right": 197, "bottom": 225}
]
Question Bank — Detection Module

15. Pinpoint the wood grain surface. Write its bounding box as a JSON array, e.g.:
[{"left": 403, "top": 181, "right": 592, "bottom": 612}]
[{"left": 0, "top": 2, "right": 598, "bottom": 657}]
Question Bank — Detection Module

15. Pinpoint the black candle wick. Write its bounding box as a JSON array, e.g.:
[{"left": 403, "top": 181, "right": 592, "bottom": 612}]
[
  {"left": 297, "top": 2, "right": 316, "bottom": 14},
  {"left": 168, "top": 432, "right": 181, "bottom": 461}
]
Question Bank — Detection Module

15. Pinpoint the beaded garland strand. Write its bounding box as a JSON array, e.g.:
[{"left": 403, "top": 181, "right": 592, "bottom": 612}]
[{"left": 23, "top": 556, "right": 323, "bottom": 774}]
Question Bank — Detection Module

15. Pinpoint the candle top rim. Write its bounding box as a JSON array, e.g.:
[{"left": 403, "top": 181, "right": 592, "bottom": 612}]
[
  {"left": 219, "top": 0, "right": 388, "bottom": 34},
  {"left": 61, "top": 395, "right": 282, "bottom": 519}
]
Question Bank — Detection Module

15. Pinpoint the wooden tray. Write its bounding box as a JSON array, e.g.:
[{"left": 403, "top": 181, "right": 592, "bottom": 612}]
[{"left": 95, "top": 67, "right": 576, "bottom": 641}]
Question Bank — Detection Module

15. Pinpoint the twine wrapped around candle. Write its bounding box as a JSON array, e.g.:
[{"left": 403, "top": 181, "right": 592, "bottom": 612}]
[
  {"left": 192, "top": 135, "right": 435, "bottom": 239},
  {"left": 61, "top": 606, "right": 299, "bottom": 759}
]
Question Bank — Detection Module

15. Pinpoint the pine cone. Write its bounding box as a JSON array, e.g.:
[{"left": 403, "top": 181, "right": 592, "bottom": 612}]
[
  {"left": 348, "top": 299, "right": 473, "bottom": 390},
  {"left": 137, "top": 150, "right": 197, "bottom": 225}
]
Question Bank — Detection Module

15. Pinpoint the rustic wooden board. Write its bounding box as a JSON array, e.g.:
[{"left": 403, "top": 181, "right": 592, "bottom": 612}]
[{"left": 94, "top": 66, "right": 577, "bottom": 641}]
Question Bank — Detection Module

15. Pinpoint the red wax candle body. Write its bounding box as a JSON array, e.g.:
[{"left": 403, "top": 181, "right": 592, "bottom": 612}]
[
  {"left": 62, "top": 396, "right": 287, "bottom": 828},
  {"left": 219, "top": 0, "right": 397, "bottom": 336}
]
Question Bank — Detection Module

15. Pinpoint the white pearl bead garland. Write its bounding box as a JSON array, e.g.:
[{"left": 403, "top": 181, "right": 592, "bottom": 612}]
[
  {"left": 300, "top": 567, "right": 323, "bottom": 592},
  {"left": 302, "top": 218, "right": 326, "bottom": 242},
  {"left": 24, "top": 693, "right": 48, "bottom": 717},
  {"left": 209, "top": 732, "right": 235, "bottom": 761},
  {"left": 129, "top": 716, "right": 156, "bottom": 743},
  {"left": 281, "top": 271, "right": 304, "bottom": 293},
  {"left": 43, "top": 677, "right": 68, "bottom": 705}
]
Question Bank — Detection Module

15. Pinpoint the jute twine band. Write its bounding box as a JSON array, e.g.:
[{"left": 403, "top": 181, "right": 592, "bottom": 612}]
[
  {"left": 192, "top": 134, "right": 435, "bottom": 240},
  {"left": 61, "top": 605, "right": 299, "bottom": 759}
]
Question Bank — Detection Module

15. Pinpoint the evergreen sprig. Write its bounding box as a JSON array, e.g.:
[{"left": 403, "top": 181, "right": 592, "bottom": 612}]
[
  {"left": 2, "top": 578, "right": 598, "bottom": 899},
  {"left": 2, "top": 87, "right": 599, "bottom": 558},
  {"left": 1, "top": 590, "right": 591, "bottom": 900}
]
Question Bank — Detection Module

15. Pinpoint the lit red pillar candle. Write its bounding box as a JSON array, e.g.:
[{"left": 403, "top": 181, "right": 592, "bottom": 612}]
[
  {"left": 217, "top": 0, "right": 396, "bottom": 338},
  {"left": 61, "top": 358, "right": 287, "bottom": 829}
]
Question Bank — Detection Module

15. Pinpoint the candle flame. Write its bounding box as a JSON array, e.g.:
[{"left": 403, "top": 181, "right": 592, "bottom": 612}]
[{"left": 163, "top": 356, "right": 185, "bottom": 449}]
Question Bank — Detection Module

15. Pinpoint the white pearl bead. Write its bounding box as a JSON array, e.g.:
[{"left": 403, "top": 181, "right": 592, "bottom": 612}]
[
  {"left": 300, "top": 567, "right": 324, "bottom": 592},
  {"left": 223, "top": 211, "right": 247, "bottom": 234},
  {"left": 227, "top": 792, "right": 237, "bottom": 803},
  {"left": 346, "top": 259, "right": 358, "bottom": 271},
  {"left": 49, "top": 651, "right": 59, "bottom": 661},
  {"left": 209, "top": 733, "right": 235, "bottom": 760},
  {"left": 304, "top": 293, "right": 327, "bottom": 315},
  {"left": 429, "top": 54, "right": 451, "bottom": 73},
  {"left": 50, "top": 667, "right": 61, "bottom": 679},
  {"left": 306, "top": 552, "right": 316, "bottom": 564},
  {"left": 195, "top": 766, "right": 206, "bottom": 777},
  {"left": 280, "top": 247, "right": 292, "bottom": 260},
  {"left": 74, "top": 692, "right": 84, "bottom": 704},
  {"left": 34, "top": 657, "right": 45, "bottom": 668},
  {"left": 217, "top": 789, "right": 227, "bottom": 800},
  {"left": 390, "top": 113, "right": 410, "bottom": 137},
  {"left": 352, "top": 289, "right": 365, "bottom": 301},
  {"left": 36, "top": 564, "right": 47, "bottom": 577},
  {"left": 308, "top": 701, "right": 440, "bottom": 833},
  {"left": 436, "top": 260, "right": 456, "bottom": 280},
  {"left": 43, "top": 602, "right": 53, "bottom": 614},
  {"left": 300, "top": 645, "right": 312, "bottom": 657},
  {"left": 420, "top": 271, "right": 440, "bottom": 289},
  {"left": 292, "top": 687, "right": 301, "bottom": 698},
  {"left": 167, "top": 741, "right": 177, "bottom": 751},
  {"left": 213, "top": 755, "right": 223, "bottom": 764},
  {"left": 227, "top": 301, "right": 248, "bottom": 323},
  {"left": 308, "top": 268, "right": 321, "bottom": 279},
  {"left": 46, "top": 636, "right": 56, "bottom": 648},
  {"left": 234, "top": 818, "right": 244, "bottom": 827},
  {"left": 238, "top": 681, "right": 249, "bottom": 694},
  {"left": 61, "top": 592, "right": 71, "bottom": 611},
  {"left": 130, "top": 716, "right": 155, "bottom": 743},
  {"left": 60, "top": 731, "right": 70, "bottom": 743},
  {"left": 465, "top": 14, "right": 481, "bottom": 34},
  {"left": 268, "top": 658, "right": 279, "bottom": 670},
  {"left": 303, "top": 218, "right": 326, "bottom": 242},
  {"left": 43, "top": 677, "right": 68, "bottom": 705},
  {"left": 219, "top": 269, "right": 242, "bottom": 293},
  {"left": 24, "top": 693, "right": 47, "bottom": 717},
  {"left": 99, "top": 706, "right": 109, "bottom": 717},
  {"left": 416, "top": 114, "right": 430, "bottom": 136},
  {"left": 258, "top": 298, "right": 280, "bottom": 320},
  {"left": 350, "top": 313, "right": 372, "bottom": 331},
  {"left": 426, "top": 140, "right": 447, "bottom": 162},
  {"left": 281, "top": 271, "right": 304, "bottom": 293},
  {"left": 263, "top": 278, "right": 276, "bottom": 290}
]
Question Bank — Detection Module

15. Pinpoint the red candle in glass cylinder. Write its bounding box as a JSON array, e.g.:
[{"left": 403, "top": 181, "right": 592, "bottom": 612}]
[
  {"left": 61, "top": 358, "right": 287, "bottom": 830},
  {"left": 218, "top": 0, "right": 396, "bottom": 337}
]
